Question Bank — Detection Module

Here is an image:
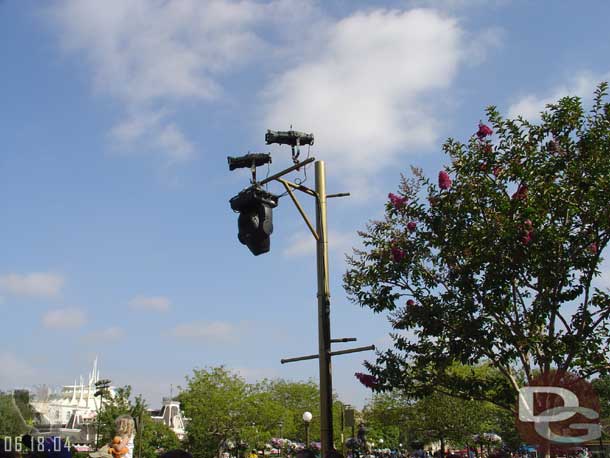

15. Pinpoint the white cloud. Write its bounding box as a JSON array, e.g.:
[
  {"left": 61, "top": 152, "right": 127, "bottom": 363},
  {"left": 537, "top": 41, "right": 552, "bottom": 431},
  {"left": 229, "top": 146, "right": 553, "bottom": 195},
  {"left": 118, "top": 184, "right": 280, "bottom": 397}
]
[
  {"left": 406, "top": 0, "right": 508, "bottom": 10},
  {"left": 169, "top": 321, "right": 238, "bottom": 342},
  {"left": 507, "top": 72, "right": 610, "bottom": 121},
  {"left": 50, "top": 0, "right": 267, "bottom": 104},
  {"left": 263, "top": 8, "right": 465, "bottom": 183},
  {"left": 283, "top": 229, "right": 358, "bottom": 258},
  {"left": 128, "top": 295, "right": 171, "bottom": 312},
  {"left": 42, "top": 307, "right": 87, "bottom": 330},
  {"left": 48, "top": 0, "right": 311, "bottom": 163},
  {"left": 83, "top": 326, "right": 126, "bottom": 342},
  {"left": 110, "top": 109, "right": 194, "bottom": 163},
  {"left": 0, "top": 272, "right": 64, "bottom": 298}
]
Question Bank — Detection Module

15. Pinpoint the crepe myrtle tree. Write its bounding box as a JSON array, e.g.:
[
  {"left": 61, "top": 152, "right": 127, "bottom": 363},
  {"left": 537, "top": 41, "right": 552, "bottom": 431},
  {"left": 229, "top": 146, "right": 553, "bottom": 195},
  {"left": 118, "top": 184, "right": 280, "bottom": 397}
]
[{"left": 344, "top": 83, "right": 610, "bottom": 410}]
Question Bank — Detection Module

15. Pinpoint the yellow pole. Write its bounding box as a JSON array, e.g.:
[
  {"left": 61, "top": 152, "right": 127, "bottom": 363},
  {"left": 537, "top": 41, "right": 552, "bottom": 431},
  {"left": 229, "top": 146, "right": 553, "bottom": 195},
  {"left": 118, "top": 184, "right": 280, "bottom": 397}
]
[{"left": 315, "top": 160, "right": 334, "bottom": 458}]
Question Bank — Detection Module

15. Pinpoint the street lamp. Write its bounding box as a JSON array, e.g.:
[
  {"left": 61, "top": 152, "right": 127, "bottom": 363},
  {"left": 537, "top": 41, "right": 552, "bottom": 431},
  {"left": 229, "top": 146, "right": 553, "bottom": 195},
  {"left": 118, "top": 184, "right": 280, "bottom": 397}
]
[{"left": 303, "top": 412, "right": 313, "bottom": 448}]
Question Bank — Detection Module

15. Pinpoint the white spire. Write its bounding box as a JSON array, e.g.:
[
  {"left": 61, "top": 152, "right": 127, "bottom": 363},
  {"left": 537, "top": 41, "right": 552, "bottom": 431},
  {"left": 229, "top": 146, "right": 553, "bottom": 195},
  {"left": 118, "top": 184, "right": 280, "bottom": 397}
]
[
  {"left": 93, "top": 356, "right": 99, "bottom": 383},
  {"left": 79, "top": 376, "right": 84, "bottom": 405}
]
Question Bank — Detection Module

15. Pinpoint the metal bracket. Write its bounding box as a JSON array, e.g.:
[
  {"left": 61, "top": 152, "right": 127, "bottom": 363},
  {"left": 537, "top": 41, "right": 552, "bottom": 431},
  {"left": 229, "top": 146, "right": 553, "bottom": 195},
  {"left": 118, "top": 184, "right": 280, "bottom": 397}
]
[
  {"left": 278, "top": 179, "right": 318, "bottom": 241},
  {"left": 258, "top": 157, "right": 315, "bottom": 186},
  {"left": 280, "top": 344, "right": 375, "bottom": 364}
]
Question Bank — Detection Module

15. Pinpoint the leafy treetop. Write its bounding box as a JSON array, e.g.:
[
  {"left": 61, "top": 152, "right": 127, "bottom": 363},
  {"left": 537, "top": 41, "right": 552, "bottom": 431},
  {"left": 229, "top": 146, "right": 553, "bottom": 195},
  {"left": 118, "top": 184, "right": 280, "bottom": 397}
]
[{"left": 344, "top": 83, "right": 610, "bottom": 410}]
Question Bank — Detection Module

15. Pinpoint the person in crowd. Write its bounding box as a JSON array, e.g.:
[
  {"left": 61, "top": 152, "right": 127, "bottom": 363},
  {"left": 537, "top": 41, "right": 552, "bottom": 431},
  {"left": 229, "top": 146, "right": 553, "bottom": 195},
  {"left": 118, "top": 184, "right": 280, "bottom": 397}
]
[{"left": 114, "top": 415, "right": 135, "bottom": 458}]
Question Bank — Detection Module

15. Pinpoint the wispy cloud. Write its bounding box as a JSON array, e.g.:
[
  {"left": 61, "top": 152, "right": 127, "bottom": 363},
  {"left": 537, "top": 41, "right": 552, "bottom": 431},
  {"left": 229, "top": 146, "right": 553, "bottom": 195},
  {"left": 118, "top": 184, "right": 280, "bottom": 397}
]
[
  {"left": 507, "top": 71, "right": 610, "bottom": 121},
  {"left": 48, "top": 0, "right": 312, "bottom": 164},
  {"left": 42, "top": 307, "right": 87, "bottom": 330},
  {"left": 82, "top": 326, "right": 126, "bottom": 343},
  {"left": 109, "top": 109, "right": 194, "bottom": 163},
  {"left": 128, "top": 295, "right": 171, "bottom": 312},
  {"left": 0, "top": 272, "right": 64, "bottom": 298},
  {"left": 263, "top": 8, "right": 467, "bottom": 189},
  {"left": 406, "top": 0, "right": 509, "bottom": 11},
  {"left": 168, "top": 320, "right": 239, "bottom": 342}
]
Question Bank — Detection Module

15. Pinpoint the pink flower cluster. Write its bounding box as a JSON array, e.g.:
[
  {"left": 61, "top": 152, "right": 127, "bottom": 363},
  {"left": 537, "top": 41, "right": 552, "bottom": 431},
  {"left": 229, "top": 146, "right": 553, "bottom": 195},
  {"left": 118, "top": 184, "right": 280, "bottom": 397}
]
[
  {"left": 388, "top": 193, "right": 407, "bottom": 209},
  {"left": 407, "top": 221, "right": 417, "bottom": 232},
  {"left": 405, "top": 299, "right": 418, "bottom": 316},
  {"left": 589, "top": 243, "right": 598, "bottom": 254},
  {"left": 477, "top": 122, "right": 493, "bottom": 140},
  {"left": 438, "top": 171, "right": 452, "bottom": 190},
  {"left": 391, "top": 245, "right": 406, "bottom": 262},
  {"left": 355, "top": 372, "right": 379, "bottom": 389}
]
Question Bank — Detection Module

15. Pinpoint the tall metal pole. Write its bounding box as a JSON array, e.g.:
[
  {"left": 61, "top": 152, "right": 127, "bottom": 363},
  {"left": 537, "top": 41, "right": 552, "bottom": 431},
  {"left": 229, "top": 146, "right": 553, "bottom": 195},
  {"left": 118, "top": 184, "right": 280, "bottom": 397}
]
[
  {"left": 96, "top": 393, "right": 103, "bottom": 450},
  {"left": 315, "top": 160, "right": 334, "bottom": 458}
]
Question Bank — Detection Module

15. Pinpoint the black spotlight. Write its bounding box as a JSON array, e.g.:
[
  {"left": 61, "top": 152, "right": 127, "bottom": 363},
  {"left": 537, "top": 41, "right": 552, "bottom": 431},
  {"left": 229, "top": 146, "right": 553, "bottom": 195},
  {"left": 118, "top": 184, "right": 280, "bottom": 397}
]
[
  {"left": 265, "top": 130, "right": 314, "bottom": 147},
  {"left": 227, "top": 153, "right": 272, "bottom": 171},
  {"left": 230, "top": 186, "right": 279, "bottom": 255}
]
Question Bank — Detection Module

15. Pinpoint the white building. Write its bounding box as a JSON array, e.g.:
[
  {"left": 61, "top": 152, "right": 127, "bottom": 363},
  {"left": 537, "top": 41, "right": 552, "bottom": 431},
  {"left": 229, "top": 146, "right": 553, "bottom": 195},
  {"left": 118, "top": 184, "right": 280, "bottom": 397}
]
[
  {"left": 149, "top": 398, "right": 187, "bottom": 441},
  {"left": 31, "top": 358, "right": 115, "bottom": 428},
  {"left": 30, "top": 360, "right": 186, "bottom": 444}
]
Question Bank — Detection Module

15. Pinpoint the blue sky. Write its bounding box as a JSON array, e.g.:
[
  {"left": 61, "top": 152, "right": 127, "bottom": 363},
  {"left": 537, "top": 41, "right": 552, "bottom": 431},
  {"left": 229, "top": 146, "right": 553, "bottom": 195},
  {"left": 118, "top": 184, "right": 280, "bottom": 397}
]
[{"left": 1, "top": 0, "right": 610, "bottom": 409}]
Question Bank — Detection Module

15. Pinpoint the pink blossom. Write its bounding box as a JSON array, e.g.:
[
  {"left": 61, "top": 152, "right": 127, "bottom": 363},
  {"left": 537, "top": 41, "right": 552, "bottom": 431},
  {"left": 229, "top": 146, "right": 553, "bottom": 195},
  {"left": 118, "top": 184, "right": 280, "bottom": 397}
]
[
  {"left": 523, "top": 219, "right": 533, "bottom": 230},
  {"left": 407, "top": 221, "right": 417, "bottom": 232},
  {"left": 521, "top": 230, "right": 533, "bottom": 245},
  {"left": 589, "top": 243, "right": 598, "bottom": 254},
  {"left": 492, "top": 166, "right": 502, "bottom": 177},
  {"left": 355, "top": 372, "right": 378, "bottom": 389},
  {"left": 406, "top": 299, "right": 415, "bottom": 306},
  {"left": 438, "top": 171, "right": 452, "bottom": 190},
  {"left": 388, "top": 192, "right": 407, "bottom": 209},
  {"left": 391, "top": 246, "right": 406, "bottom": 262},
  {"left": 483, "top": 143, "right": 493, "bottom": 154},
  {"left": 477, "top": 122, "right": 493, "bottom": 139}
]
